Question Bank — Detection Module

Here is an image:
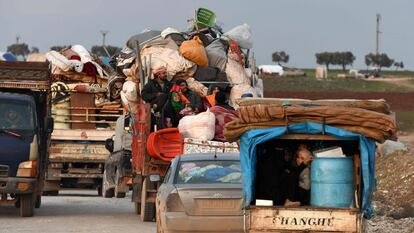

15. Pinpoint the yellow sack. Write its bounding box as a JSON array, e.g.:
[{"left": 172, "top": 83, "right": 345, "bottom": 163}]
[{"left": 179, "top": 36, "right": 208, "bottom": 67}]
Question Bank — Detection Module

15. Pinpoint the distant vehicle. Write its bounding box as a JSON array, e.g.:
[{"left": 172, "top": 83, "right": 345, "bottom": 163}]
[
  {"left": 156, "top": 153, "right": 243, "bottom": 233},
  {"left": 259, "top": 65, "right": 284, "bottom": 76},
  {"left": 102, "top": 115, "right": 132, "bottom": 198}
]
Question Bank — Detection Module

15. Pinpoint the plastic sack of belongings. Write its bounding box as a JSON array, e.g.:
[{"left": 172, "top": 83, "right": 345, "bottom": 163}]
[
  {"left": 111, "top": 8, "right": 262, "bottom": 141},
  {"left": 44, "top": 44, "right": 124, "bottom": 130}
]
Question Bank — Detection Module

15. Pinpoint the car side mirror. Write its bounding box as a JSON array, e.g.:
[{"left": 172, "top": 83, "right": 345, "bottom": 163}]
[
  {"left": 46, "top": 117, "right": 54, "bottom": 134},
  {"left": 149, "top": 174, "right": 161, "bottom": 182}
]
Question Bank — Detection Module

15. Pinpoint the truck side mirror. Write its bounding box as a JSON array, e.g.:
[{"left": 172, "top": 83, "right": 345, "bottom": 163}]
[
  {"left": 105, "top": 138, "right": 114, "bottom": 153},
  {"left": 46, "top": 117, "right": 54, "bottom": 134}
]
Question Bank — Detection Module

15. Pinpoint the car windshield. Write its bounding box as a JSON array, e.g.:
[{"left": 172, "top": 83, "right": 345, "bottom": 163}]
[
  {"left": 0, "top": 100, "right": 35, "bottom": 132},
  {"left": 176, "top": 160, "right": 241, "bottom": 184}
]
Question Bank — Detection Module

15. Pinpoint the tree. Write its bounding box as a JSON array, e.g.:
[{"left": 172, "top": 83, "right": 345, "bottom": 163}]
[
  {"left": 271, "top": 51, "right": 289, "bottom": 66},
  {"left": 91, "top": 45, "right": 121, "bottom": 57},
  {"left": 7, "top": 43, "right": 30, "bottom": 59},
  {"left": 335, "top": 51, "right": 355, "bottom": 71},
  {"left": 50, "top": 45, "right": 70, "bottom": 52},
  {"left": 394, "top": 61, "right": 404, "bottom": 71},
  {"left": 315, "top": 52, "right": 334, "bottom": 70},
  {"left": 365, "top": 53, "right": 394, "bottom": 70}
]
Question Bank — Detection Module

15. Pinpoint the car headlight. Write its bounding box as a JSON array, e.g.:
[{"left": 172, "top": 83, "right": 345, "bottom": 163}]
[{"left": 16, "top": 160, "right": 37, "bottom": 177}]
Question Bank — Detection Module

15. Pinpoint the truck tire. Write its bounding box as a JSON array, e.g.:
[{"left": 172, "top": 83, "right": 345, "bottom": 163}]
[
  {"left": 140, "top": 177, "right": 155, "bottom": 222},
  {"left": 20, "top": 194, "right": 34, "bottom": 217},
  {"left": 115, "top": 169, "right": 126, "bottom": 198},
  {"left": 102, "top": 170, "right": 114, "bottom": 198},
  {"left": 35, "top": 195, "right": 41, "bottom": 208},
  {"left": 132, "top": 176, "right": 143, "bottom": 215},
  {"left": 134, "top": 202, "right": 141, "bottom": 215}
]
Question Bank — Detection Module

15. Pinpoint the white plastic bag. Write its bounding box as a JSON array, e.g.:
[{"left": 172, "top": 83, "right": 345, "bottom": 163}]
[
  {"left": 223, "top": 24, "right": 253, "bottom": 49},
  {"left": 225, "top": 50, "right": 250, "bottom": 85},
  {"left": 178, "top": 109, "right": 215, "bottom": 140}
]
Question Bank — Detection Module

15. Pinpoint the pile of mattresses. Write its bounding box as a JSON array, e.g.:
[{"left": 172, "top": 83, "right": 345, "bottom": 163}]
[{"left": 224, "top": 98, "right": 397, "bottom": 143}]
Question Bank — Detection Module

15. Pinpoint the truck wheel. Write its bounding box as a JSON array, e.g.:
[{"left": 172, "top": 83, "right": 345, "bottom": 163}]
[
  {"left": 134, "top": 202, "right": 141, "bottom": 215},
  {"left": 102, "top": 170, "right": 114, "bottom": 198},
  {"left": 115, "top": 169, "right": 126, "bottom": 198},
  {"left": 35, "top": 195, "right": 41, "bottom": 208},
  {"left": 140, "top": 177, "right": 155, "bottom": 222},
  {"left": 20, "top": 194, "right": 34, "bottom": 217}
]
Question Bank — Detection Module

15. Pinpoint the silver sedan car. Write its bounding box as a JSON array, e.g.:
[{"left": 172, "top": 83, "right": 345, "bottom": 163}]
[{"left": 156, "top": 153, "right": 243, "bottom": 233}]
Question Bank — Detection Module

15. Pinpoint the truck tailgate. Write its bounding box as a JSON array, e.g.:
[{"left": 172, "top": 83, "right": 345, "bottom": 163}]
[
  {"left": 50, "top": 143, "right": 108, "bottom": 162},
  {"left": 248, "top": 206, "right": 361, "bottom": 232}
]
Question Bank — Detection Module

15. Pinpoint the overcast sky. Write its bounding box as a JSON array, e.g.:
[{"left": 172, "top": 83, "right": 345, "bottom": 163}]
[{"left": 1, "top": 0, "right": 413, "bottom": 69}]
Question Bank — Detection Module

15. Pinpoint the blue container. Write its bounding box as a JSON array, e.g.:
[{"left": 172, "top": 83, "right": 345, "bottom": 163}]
[{"left": 310, "top": 157, "right": 354, "bottom": 208}]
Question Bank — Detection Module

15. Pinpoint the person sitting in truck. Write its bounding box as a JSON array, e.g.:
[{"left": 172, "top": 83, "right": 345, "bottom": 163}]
[
  {"left": 3, "top": 109, "right": 23, "bottom": 129},
  {"left": 175, "top": 79, "right": 203, "bottom": 114},
  {"left": 141, "top": 66, "right": 172, "bottom": 129},
  {"left": 209, "top": 92, "right": 238, "bottom": 141},
  {"left": 283, "top": 147, "right": 313, "bottom": 207}
]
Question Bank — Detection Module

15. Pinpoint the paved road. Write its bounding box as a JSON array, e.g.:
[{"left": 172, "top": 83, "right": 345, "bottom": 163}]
[{"left": 0, "top": 190, "right": 156, "bottom": 233}]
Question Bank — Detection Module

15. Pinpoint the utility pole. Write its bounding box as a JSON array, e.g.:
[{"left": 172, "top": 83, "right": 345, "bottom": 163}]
[
  {"left": 376, "top": 14, "right": 381, "bottom": 55},
  {"left": 15, "top": 35, "right": 21, "bottom": 44},
  {"left": 99, "top": 30, "right": 110, "bottom": 56}
]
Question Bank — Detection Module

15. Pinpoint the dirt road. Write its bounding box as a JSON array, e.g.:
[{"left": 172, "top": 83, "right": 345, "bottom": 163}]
[{"left": 0, "top": 190, "right": 155, "bottom": 233}]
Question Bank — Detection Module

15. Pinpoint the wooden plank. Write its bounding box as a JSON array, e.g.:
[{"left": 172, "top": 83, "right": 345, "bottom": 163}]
[
  {"left": 70, "top": 92, "right": 96, "bottom": 129},
  {"left": 249, "top": 207, "right": 358, "bottom": 232},
  {"left": 51, "top": 129, "right": 114, "bottom": 141}
]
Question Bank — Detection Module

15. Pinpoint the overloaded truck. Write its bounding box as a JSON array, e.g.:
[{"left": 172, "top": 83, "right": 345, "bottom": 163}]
[
  {"left": 223, "top": 98, "right": 397, "bottom": 233},
  {"left": 0, "top": 61, "right": 53, "bottom": 217},
  {"left": 44, "top": 77, "right": 123, "bottom": 195}
]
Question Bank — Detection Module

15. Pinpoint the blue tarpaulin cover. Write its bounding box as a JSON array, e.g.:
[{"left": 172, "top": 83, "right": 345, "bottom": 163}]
[{"left": 240, "top": 121, "right": 376, "bottom": 218}]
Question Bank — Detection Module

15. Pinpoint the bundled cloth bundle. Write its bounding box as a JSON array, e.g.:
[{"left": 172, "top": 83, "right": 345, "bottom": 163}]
[{"left": 224, "top": 101, "right": 397, "bottom": 143}]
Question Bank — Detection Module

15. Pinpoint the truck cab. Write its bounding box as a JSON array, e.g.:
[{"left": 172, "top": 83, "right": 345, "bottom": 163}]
[{"left": 0, "top": 61, "right": 52, "bottom": 217}]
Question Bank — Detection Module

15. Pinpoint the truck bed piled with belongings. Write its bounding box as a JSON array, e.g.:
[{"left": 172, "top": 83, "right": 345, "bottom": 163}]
[
  {"left": 111, "top": 8, "right": 262, "bottom": 142},
  {"left": 38, "top": 44, "right": 122, "bottom": 128}
]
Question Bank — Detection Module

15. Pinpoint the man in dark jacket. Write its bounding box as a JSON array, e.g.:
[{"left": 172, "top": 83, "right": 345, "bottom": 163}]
[
  {"left": 141, "top": 66, "right": 172, "bottom": 129},
  {"left": 141, "top": 66, "right": 172, "bottom": 112}
]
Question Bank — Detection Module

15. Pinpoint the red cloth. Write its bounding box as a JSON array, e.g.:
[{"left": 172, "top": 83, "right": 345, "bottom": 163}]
[
  {"left": 69, "top": 55, "right": 81, "bottom": 61},
  {"left": 82, "top": 62, "right": 98, "bottom": 83},
  {"left": 210, "top": 105, "right": 238, "bottom": 142}
]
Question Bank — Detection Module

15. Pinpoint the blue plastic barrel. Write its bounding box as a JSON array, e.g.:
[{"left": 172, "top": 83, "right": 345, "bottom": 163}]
[{"left": 310, "top": 157, "right": 354, "bottom": 208}]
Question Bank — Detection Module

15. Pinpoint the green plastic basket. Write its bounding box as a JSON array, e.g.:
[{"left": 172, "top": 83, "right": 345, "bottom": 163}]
[{"left": 195, "top": 8, "right": 216, "bottom": 30}]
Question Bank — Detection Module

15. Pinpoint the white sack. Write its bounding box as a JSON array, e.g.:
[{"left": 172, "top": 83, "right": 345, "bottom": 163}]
[
  {"left": 178, "top": 109, "right": 215, "bottom": 140},
  {"left": 46, "top": 51, "right": 72, "bottom": 71},
  {"left": 225, "top": 50, "right": 250, "bottom": 85},
  {"left": 230, "top": 84, "right": 257, "bottom": 109},
  {"left": 120, "top": 81, "right": 139, "bottom": 114},
  {"left": 140, "top": 46, "right": 195, "bottom": 77},
  {"left": 71, "top": 44, "right": 93, "bottom": 63},
  {"left": 223, "top": 24, "right": 253, "bottom": 49},
  {"left": 186, "top": 77, "right": 208, "bottom": 96}
]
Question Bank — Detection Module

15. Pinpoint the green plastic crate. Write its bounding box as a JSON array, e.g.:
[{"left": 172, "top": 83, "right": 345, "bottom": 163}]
[{"left": 195, "top": 8, "right": 216, "bottom": 30}]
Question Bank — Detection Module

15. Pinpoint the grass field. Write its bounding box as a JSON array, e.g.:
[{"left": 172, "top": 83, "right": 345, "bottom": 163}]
[
  {"left": 301, "top": 68, "right": 414, "bottom": 79},
  {"left": 396, "top": 111, "right": 414, "bottom": 132},
  {"left": 261, "top": 76, "right": 414, "bottom": 92}
]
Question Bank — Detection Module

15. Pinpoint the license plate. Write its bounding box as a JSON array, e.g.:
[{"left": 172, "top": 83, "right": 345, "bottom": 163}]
[{"left": 196, "top": 199, "right": 237, "bottom": 209}]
